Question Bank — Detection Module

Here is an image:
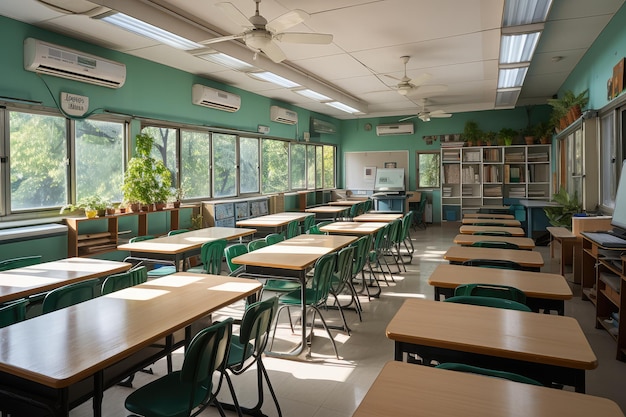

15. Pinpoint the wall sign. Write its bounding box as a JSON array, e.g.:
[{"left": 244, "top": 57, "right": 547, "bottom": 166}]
[{"left": 60, "top": 92, "right": 89, "bottom": 116}]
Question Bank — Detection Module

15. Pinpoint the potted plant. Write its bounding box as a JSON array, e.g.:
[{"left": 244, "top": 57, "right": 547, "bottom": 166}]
[
  {"left": 463, "top": 120, "right": 481, "bottom": 146},
  {"left": 498, "top": 127, "right": 517, "bottom": 146},
  {"left": 535, "top": 121, "right": 553, "bottom": 144},
  {"left": 122, "top": 133, "right": 172, "bottom": 212},
  {"left": 172, "top": 186, "right": 185, "bottom": 208},
  {"left": 544, "top": 187, "right": 582, "bottom": 229},
  {"left": 483, "top": 131, "right": 496, "bottom": 146},
  {"left": 521, "top": 125, "right": 536, "bottom": 145}
]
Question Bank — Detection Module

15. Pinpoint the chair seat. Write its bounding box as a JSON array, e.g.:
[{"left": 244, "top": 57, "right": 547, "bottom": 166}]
[
  {"left": 264, "top": 279, "right": 300, "bottom": 292},
  {"left": 280, "top": 288, "right": 324, "bottom": 305},
  {"left": 147, "top": 265, "right": 176, "bottom": 277},
  {"left": 226, "top": 335, "right": 254, "bottom": 367},
  {"left": 185, "top": 265, "right": 206, "bottom": 274},
  {"left": 125, "top": 371, "right": 208, "bottom": 417}
]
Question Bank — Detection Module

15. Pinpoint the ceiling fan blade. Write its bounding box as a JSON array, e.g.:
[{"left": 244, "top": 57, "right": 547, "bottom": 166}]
[
  {"left": 409, "top": 84, "right": 449, "bottom": 96},
  {"left": 276, "top": 32, "right": 333, "bottom": 44},
  {"left": 199, "top": 33, "right": 245, "bottom": 45},
  {"left": 215, "top": 2, "right": 254, "bottom": 29},
  {"left": 398, "top": 114, "right": 418, "bottom": 122},
  {"left": 267, "top": 9, "right": 309, "bottom": 33},
  {"left": 260, "top": 41, "right": 287, "bottom": 63},
  {"left": 409, "top": 73, "right": 432, "bottom": 87},
  {"left": 431, "top": 113, "right": 452, "bottom": 118}
]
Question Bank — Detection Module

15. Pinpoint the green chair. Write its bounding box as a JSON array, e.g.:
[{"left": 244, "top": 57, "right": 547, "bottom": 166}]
[
  {"left": 224, "top": 243, "right": 248, "bottom": 276},
  {"left": 350, "top": 234, "right": 373, "bottom": 303},
  {"left": 413, "top": 198, "right": 427, "bottom": 230},
  {"left": 0, "top": 299, "right": 28, "bottom": 328},
  {"left": 470, "top": 240, "right": 520, "bottom": 250},
  {"left": 248, "top": 238, "right": 268, "bottom": 252},
  {"left": 435, "top": 363, "right": 543, "bottom": 386},
  {"left": 0, "top": 255, "right": 42, "bottom": 271},
  {"left": 224, "top": 297, "right": 282, "bottom": 417},
  {"left": 444, "top": 295, "right": 532, "bottom": 312},
  {"left": 285, "top": 220, "right": 300, "bottom": 239},
  {"left": 301, "top": 215, "right": 315, "bottom": 235},
  {"left": 307, "top": 220, "right": 332, "bottom": 235},
  {"left": 130, "top": 265, "right": 148, "bottom": 285},
  {"left": 101, "top": 271, "right": 134, "bottom": 295},
  {"left": 473, "top": 230, "right": 512, "bottom": 237},
  {"left": 365, "top": 226, "right": 389, "bottom": 294},
  {"left": 362, "top": 199, "right": 372, "bottom": 213},
  {"left": 168, "top": 229, "right": 189, "bottom": 236},
  {"left": 346, "top": 203, "right": 360, "bottom": 221},
  {"left": 187, "top": 239, "right": 227, "bottom": 274},
  {"left": 41, "top": 278, "right": 100, "bottom": 314},
  {"left": 386, "top": 218, "right": 405, "bottom": 272},
  {"left": 271, "top": 253, "right": 340, "bottom": 358},
  {"left": 127, "top": 235, "right": 177, "bottom": 278},
  {"left": 265, "top": 233, "right": 285, "bottom": 246},
  {"left": 124, "top": 318, "right": 235, "bottom": 417},
  {"left": 329, "top": 246, "right": 356, "bottom": 334},
  {"left": 399, "top": 211, "right": 415, "bottom": 261},
  {"left": 454, "top": 283, "right": 527, "bottom": 304},
  {"left": 461, "top": 258, "right": 523, "bottom": 270}
]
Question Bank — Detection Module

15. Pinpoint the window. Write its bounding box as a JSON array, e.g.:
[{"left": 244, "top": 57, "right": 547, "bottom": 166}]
[
  {"left": 323, "top": 145, "right": 335, "bottom": 188},
  {"left": 240, "top": 137, "right": 259, "bottom": 194},
  {"left": 600, "top": 111, "right": 617, "bottom": 209},
  {"left": 212, "top": 133, "right": 237, "bottom": 198},
  {"left": 180, "top": 129, "right": 211, "bottom": 199},
  {"left": 315, "top": 146, "right": 323, "bottom": 188},
  {"left": 416, "top": 151, "right": 440, "bottom": 188},
  {"left": 142, "top": 126, "right": 177, "bottom": 186},
  {"left": 261, "top": 139, "right": 288, "bottom": 193},
  {"left": 290, "top": 143, "right": 306, "bottom": 190},
  {"left": 306, "top": 145, "right": 316, "bottom": 189}
]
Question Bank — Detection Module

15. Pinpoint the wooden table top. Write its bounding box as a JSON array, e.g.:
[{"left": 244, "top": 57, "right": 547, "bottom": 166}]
[
  {"left": 459, "top": 225, "right": 526, "bottom": 236},
  {"left": 461, "top": 218, "right": 521, "bottom": 226},
  {"left": 236, "top": 212, "right": 314, "bottom": 228},
  {"left": 452, "top": 234, "right": 535, "bottom": 249},
  {"left": 320, "top": 221, "right": 387, "bottom": 235},
  {"left": 304, "top": 206, "right": 349, "bottom": 214},
  {"left": 327, "top": 200, "right": 364, "bottom": 206},
  {"left": 386, "top": 299, "right": 597, "bottom": 370},
  {"left": 117, "top": 227, "right": 256, "bottom": 254},
  {"left": 353, "top": 361, "right": 622, "bottom": 417},
  {"left": 0, "top": 273, "right": 261, "bottom": 388},
  {"left": 0, "top": 257, "right": 131, "bottom": 304},
  {"left": 463, "top": 213, "right": 515, "bottom": 219},
  {"left": 353, "top": 213, "right": 403, "bottom": 222},
  {"left": 443, "top": 245, "right": 544, "bottom": 268},
  {"left": 232, "top": 234, "right": 356, "bottom": 271},
  {"left": 428, "top": 264, "right": 572, "bottom": 300}
]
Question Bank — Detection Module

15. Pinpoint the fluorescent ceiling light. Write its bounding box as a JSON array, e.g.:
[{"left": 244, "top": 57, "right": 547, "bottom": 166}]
[
  {"left": 99, "top": 12, "right": 204, "bottom": 50},
  {"left": 495, "top": 89, "right": 521, "bottom": 108},
  {"left": 249, "top": 72, "right": 300, "bottom": 88},
  {"left": 293, "top": 89, "right": 331, "bottom": 102},
  {"left": 325, "top": 101, "right": 361, "bottom": 114},
  {"left": 498, "top": 67, "right": 528, "bottom": 89},
  {"left": 197, "top": 52, "right": 259, "bottom": 72},
  {"left": 503, "top": 0, "right": 553, "bottom": 26},
  {"left": 500, "top": 32, "right": 541, "bottom": 64}
]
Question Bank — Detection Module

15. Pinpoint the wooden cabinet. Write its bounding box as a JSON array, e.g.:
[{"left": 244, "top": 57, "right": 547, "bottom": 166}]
[
  {"left": 581, "top": 235, "right": 626, "bottom": 360},
  {"left": 203, "top": 197, "right": 269, "bottom": 227},
  {"left": 65, "top": 208, "right": 181, "bottom": 257}
]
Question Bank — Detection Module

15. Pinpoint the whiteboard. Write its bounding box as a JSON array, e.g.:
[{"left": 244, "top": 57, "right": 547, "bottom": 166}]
[{"left": 344, "top": 151, "right": 408, "bottom": 190}]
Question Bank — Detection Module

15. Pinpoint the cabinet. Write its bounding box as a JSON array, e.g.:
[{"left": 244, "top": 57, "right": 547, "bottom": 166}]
[
  {"left": 441, "top": 144, "right": 551, "bottom": 221},
  {"left": 581, "top": 235, "right": 626, "bottom": 360},
  {"left": 65, "top": 208, "right": 181, "bottom": 257},
  {"left": 203, "top": 196, "right": 269, "bottom": 227}
]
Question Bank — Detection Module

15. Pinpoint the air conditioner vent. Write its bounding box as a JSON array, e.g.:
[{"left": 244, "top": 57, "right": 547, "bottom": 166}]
[
  {"left": 270, "top": 106, "right": 298, "bottom": 125},
  {"left": 375, "top": 123, "right": 414, "bottom": 136},
  {"left": 192, "top": 84, "right": 241, "bottom": 112}
]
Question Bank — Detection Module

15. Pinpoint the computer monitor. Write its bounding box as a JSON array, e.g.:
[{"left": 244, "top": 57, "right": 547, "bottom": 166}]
[{"left": 610, "top": 160, "right": 626, "bottom": 237}]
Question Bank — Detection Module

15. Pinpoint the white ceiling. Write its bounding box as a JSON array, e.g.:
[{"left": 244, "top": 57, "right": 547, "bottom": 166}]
[{"left": 1, "top": 0, "right": 624, "bottom": 120}]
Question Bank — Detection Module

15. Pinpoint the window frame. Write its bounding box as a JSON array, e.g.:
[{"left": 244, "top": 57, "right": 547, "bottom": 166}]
[{"left": 416, "top": 151, "right": 441, "bottom": 189}]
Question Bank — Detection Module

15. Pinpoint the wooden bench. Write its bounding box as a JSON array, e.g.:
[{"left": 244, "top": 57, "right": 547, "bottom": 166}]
[{"left": 547, "top": 226, "right": 577, "bottom": 277}]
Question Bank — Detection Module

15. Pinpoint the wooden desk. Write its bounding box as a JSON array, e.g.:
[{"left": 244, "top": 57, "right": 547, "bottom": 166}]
[
  {"left": 319, "top": 221, "right": 387, "bottom": 236},
  {"left": 464, "top": 212, "right": 515, "bottom": 219},
  {"left": 353, "top": 213, "right": 402, "bottom": 222},
  {"left": 452, "top": 234, "right": 535, "bottom": 250},
  {"left": 117, "top": 227, "right": 256, "bottom": 271},
  {"left": 428, "top": 264, "right": 573, "bottom": 315},
  {"left": 443, "top": 245, "right": 544, "bottom": 271},
  {"left": 547, "top": 226, "right": 577, "bottom": 278},
  {"left": 0, "top": 273, "right": 261, "bottom": 417},
  {"left": 461, "top": 218, "right": 521, "bottom": 226},
  {"left": 304, "top": 206, "right": 349, "bottom": 221},
  {"left": 236, "top": 212, "right": 314, "bottom": 234},
  {"left": 353, "top": 361, "right": 623, "bottom": 417},
  {"left": 459, "top": 225, "right": 525, "bottom": 236},
  {"left": 386, "top": 299, "right": 597, "bottom": 392},
  {"left": 232, "top": 234, "right": 356, "bottom": 358},
  {"left": 0, "top": 257, "right": 131, "bottom": 304},
  {"left": 327, "top": 200, "right": 363, "bottom": 206}
]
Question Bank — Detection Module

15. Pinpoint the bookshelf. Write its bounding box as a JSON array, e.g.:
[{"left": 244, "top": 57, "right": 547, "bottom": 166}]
[{"left": 441, "top": 144, "right": 551, "bottom": 221}]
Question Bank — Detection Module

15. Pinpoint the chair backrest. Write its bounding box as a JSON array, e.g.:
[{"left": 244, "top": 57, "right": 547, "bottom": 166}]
[
  {"left": 0, "top": 255, "right": 42, "bottom": 271},
  {"left": 224, "top": 243, "right": 248, "bottom": 273},
  {"left": 461, "top": 258, "right": 523, "bottom": 270},
  {"left": 472, "top": 230, "right": 512, "bottom": 237},
  {"left": 363, "top": 199, "right": 372, "bottom": 212},
  {"left": 454, "top": 283, "right": 527, "bottom": 304},
  {"left": 331, "top": 246, "right": 356, "bottom": 295},
  {"left": 348, "top": 204, "right": 360, "bottom": 219},
  {"left": 309, "top": 253, "right": 337, "bottom": 304},
  {"left": 285, "top": 220, "right": 300, "bottom": 239},
  {"left": 130, "top": 265, "right": 148, "bottom": 285},
  {"left": 308, "top": 220, "right": 332, "bottom": 235},
  {"left": 301, "top": 215, "right": 315, "bottom": 234},
  {"left": 0, "top": 299, "right": 28, "bottom": 328},
  {"left": 400, "top": 211, "right": 414, "bottom": 239},
  {"left": 388, "top": 218, "right": 403, "bottom": 245},
  {"left": 42, "top": 278, "right": 100, "bottom": 314},
  {"left": 101, "top": 271, "right": 134, "bottom": 295},
  {"left": 351, "top": 234, "right": 373, "bottom": 275},
  {"left": 470, "top": 240, "right": 520, "bottom": 250},
  {"left": 444, "top": 295, "right": 532, "bottom": 312},
  {"left": 370, "top": 225, "right": 388, "bottom": 258},
  {"left": 232, "top": 297, "right": 278, "bottom": 369},
  {"left": 435, "top": 363, "right": 543, "bottom": 386},
  {"left": 168, "top": 229, "right": 189, "bottom": 236},
  {"left": 129, "top": 235, "right": 155, "bottom": 243},
  {"left": 199, "top": 239, "right": 228, "bottom": 274},
  {"left": 248, "top": 238, "right": 268, "bottom": 252},
  {"left": 180, "top": 318, "right": 233, "bottom": 409},
  {"left": 265, "top": 233, "right": 285, "bottom": 246},
  {"left": 355, "top": 202, "right": 367, "bottom": 216}
]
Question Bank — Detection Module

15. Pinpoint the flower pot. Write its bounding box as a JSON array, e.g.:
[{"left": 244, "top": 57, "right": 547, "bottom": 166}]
[
  {"left": 173, "top": 201, "right": 181, "bottom": 208},
  {"left": 85, "top": 209, "right": 97, "bottom": 219},
  {"left": 155, "top": 202, "right": 166, "bottom": 211},
  {"left": 130, "top": 203, "right": 140, "bottom": 213},
  {"left": 540, "top": 136, "right": 551, "bottom": 144},
  {"left": 141, "top": 204, "right": 150, "bottom": 212},
  {"left": 106, "top": 208, "right": 116, "bottom": 216},
  {"left": 119, "top": 207, "right": 127, "bottom": 214},
  {"left": 524, "top": 136, "right": 535, "bottom": 145},
  {"left": 96, "top": 209, "right": 106, "bottom": 217}
]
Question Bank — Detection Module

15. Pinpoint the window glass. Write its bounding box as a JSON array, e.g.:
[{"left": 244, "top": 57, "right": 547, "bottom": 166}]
[
  {"left": 600, "top": 112, "right": 616, "bottom": 209},
  {"left": 75, "top": 119, "right": 124, "bottom": 203},
  {"left": 323, "top": 145, "right": 335, "bottom": 188},
  {"left": 290, "top": 143, "right": 306, "bottom": 189},
  {"left": 307, "top": 145, "right": 316, "bottom": 189},
  {"left": 262, "top": 139, "right": 288, "bottom": 193},
  {"left": 213, "top": 133, "right": 237, "bottom": 197},
  {"left": 316, "top": 146, "right": 323, "bottom": 188},
  {"left": 417, "top": 152, "right": 440, "bottom": 188},
  {"left": 240, "top": 137, "right": 259, "bottom": 194},
  {"left": 142, "top": 126, "right": 177, "bottom": 187},
  {"left": 181, "top": 129, "right": 211, "bottom": 199},
  {"left": 9, "top": 111, "right": 67, "bottom": 210}
]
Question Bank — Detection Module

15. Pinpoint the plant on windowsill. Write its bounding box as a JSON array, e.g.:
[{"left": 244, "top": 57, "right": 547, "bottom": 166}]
[
  {"left": 498, "top": 127, "right": 517, "bottom": 146},
  {"left": 463, "top": 120, "right": 481, "bottom": 147},
  {"left": 543, "top": 187, "right": 582, "bottom": 230},
  {"left": 521, "top": 125, "right": 536, "bottom": 145}
]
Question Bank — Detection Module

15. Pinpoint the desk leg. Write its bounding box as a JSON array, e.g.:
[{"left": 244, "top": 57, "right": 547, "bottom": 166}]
[
  {"left": 93, "top": 371, "right": 103, "bottom": 417},
  {"left": 526, "top": 207, "right": 533, "bottom": 238}
]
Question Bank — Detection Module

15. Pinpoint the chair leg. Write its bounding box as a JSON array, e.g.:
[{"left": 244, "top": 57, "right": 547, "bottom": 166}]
[
  {"left": 222, "top": 372, "right": 244, "bottom": 417},
  {"left": 330, "top": 291, "right": 351, "bottom": 334},
  {"left": 310, "top": 305, "right": 339, "bottom": 359},
  {"left": 259, "top": 360, "right": 283, "bottom": 417}
]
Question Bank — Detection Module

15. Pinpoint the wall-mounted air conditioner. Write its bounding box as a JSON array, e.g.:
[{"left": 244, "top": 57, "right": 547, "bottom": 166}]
[
  {"left": 192, "top": 84, "right": 241, "bottom": 112},
  {"left": 270, "top": 106, "right": 298, "bottom": 125},
  {"left": 23, "top": 38, "right": 126, "bottom": 89},
  {"left": 310, "top": 117, "right": 337, "bottom": 135},
  {"left": 375, "top": 123, "right": 414, "bottom": 136}
]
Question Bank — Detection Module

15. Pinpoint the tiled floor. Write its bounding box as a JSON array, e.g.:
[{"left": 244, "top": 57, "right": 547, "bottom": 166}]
[{"left": 73, "top": 222, "right": 626, "bottom": 416}]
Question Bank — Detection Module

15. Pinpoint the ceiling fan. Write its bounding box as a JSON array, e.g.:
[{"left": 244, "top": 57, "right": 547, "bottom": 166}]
[
  {"left": 386, "top": 56, "right": 447, "bottom": 96},
  {"left": 399, "top": 99, "right": 452, "bottom": 122},
  {"left": 199, "top": 0, "right": 333, "bottom": 63}
]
